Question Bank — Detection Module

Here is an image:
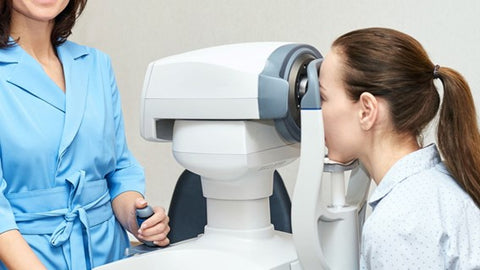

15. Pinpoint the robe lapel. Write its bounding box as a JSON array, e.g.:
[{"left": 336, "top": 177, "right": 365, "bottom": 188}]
[
  {"left": 56, "top": 42, "right": 90, "bottom": 156},
  {"left": 1, "top": 41, "right": 92, "bottom": 158},
  {"left": 1, "top": 45, "right": 65, "bottom": 112}
]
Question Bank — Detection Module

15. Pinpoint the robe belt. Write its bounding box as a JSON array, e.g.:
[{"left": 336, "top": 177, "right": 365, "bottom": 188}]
[{"left": 6, "top": 170, "right": 113, "bottom": 270}]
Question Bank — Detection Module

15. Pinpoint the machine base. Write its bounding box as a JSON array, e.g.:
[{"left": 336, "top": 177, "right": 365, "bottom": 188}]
[{"left": 95, "top": 226, "right": 301, "bottom": 270}]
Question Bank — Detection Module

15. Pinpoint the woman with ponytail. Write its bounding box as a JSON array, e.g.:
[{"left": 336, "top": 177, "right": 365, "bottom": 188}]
[{"left": 319, "top": 27, "right": 480, "bottom": 269}]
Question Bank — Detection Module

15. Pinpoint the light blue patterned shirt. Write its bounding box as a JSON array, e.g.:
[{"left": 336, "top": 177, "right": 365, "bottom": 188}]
[{"left": 360, "top": 144, "right": 480, "bottom": 269}]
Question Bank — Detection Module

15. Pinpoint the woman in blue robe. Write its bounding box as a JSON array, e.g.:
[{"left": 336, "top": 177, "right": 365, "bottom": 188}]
[{"left": 0, "top": 0, "right": 170, "bottom": 269}]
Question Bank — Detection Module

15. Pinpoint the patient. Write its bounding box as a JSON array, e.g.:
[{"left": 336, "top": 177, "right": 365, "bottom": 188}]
[{"left": 319, "top": 27, "right": 480, "bottom": 269}]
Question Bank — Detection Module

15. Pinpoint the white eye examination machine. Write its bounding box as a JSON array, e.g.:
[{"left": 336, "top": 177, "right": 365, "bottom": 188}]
[{"left": 96, "top": 43, "right": 371, "bottom": 270}]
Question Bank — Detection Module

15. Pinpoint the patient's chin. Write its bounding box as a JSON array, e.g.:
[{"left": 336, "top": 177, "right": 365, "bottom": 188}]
[{"left": 327, "top": 153, "right": 353, "bottom": 164}]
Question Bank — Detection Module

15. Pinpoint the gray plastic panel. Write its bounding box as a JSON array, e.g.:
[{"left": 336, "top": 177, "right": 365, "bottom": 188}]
[
  {"left": 257, "top": 75, "right": 290, "bottom": 118},
  {"left": 258, "top": 44, "right": 322, "bottom": 142},
  {"left": 301, "top": 58, "right": 323, "bottom": 110}
]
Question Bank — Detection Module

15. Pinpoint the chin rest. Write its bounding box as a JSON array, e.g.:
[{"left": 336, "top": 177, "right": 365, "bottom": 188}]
[{"left": 167, "top": 170, "right": 292, "bottom": 244}]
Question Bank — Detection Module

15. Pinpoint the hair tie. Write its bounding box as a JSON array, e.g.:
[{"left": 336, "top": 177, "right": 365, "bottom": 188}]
[{"left": 433, "top": 65, "right": 440, "bottom": 79}]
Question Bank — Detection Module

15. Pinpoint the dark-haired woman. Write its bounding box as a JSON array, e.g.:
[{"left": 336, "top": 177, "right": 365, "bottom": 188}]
[
  {"left": 320, "top": 27, "right": 480, "bottom": 269},
  {"left": 0, "top": 1, "right": 170, "bottom": 269}
]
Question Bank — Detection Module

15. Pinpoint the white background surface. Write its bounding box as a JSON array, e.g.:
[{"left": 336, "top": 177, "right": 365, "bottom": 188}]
[{"left": 71, "top": 0, "right": 480, "bottom": 212}]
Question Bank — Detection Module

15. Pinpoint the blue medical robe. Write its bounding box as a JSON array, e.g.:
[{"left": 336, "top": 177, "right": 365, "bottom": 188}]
[{"left": 0, "top": 40, "right": 145, "bottom": 269}]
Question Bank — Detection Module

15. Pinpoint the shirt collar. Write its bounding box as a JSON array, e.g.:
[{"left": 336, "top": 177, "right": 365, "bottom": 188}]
[
  {"left": 0, "top": 38, "right": 20, "bottom": 63},
  {"left": 56, "top": 40, "right": 90, "bottom": 62},
  {"left": 0, "top": 38, "right": 89, "bottom": 64},
  {"left": 368, "top": 144, "right": 442, "bottom": 208}
]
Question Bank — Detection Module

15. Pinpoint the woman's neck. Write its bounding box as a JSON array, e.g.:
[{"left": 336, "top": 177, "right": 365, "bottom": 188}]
[
  {"left": 10, "top": 9, "right": 56, "bottom": 63},
  {"left": 359, "top": 134, "right": 420, "bottom": 186}
]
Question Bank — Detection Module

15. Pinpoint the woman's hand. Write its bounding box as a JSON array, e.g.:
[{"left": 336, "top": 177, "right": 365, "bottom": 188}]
[
  {"left": 112, "top": 191, "right": 170, "bottom": 247},
  {"left": 134, "top": 198, "right": 170, "bottom": 247}
]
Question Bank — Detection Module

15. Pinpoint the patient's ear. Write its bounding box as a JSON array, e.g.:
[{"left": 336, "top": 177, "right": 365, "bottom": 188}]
[{"left": 358, "top": 92, "right": 378, "bottom": 130}]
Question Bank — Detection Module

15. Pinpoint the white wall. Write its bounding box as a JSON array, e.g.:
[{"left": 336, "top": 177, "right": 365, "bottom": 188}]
[{"left": 71, "top": 0, "right": 480, "bottom": 210}]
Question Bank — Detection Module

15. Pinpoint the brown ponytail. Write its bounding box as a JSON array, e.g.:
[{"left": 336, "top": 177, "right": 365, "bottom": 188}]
[
  {"left": 436, "top": 67, "right": 480, "bottom": 207},
  {"left": 333, "top": 27, "right": 480, "bottom": 207}
]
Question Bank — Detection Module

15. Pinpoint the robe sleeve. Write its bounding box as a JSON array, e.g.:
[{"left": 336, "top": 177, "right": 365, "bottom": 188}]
[
  {"left": 103, "top": 55, "right": 146, "bottom": 200},
  {"left": 0, "top": 156, "right": 18, "bottom": 234}
]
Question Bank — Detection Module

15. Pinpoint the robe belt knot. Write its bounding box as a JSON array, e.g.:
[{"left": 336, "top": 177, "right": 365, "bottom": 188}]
[{"left": 50, "top": 206, "right": 88, "bottom": 247}]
